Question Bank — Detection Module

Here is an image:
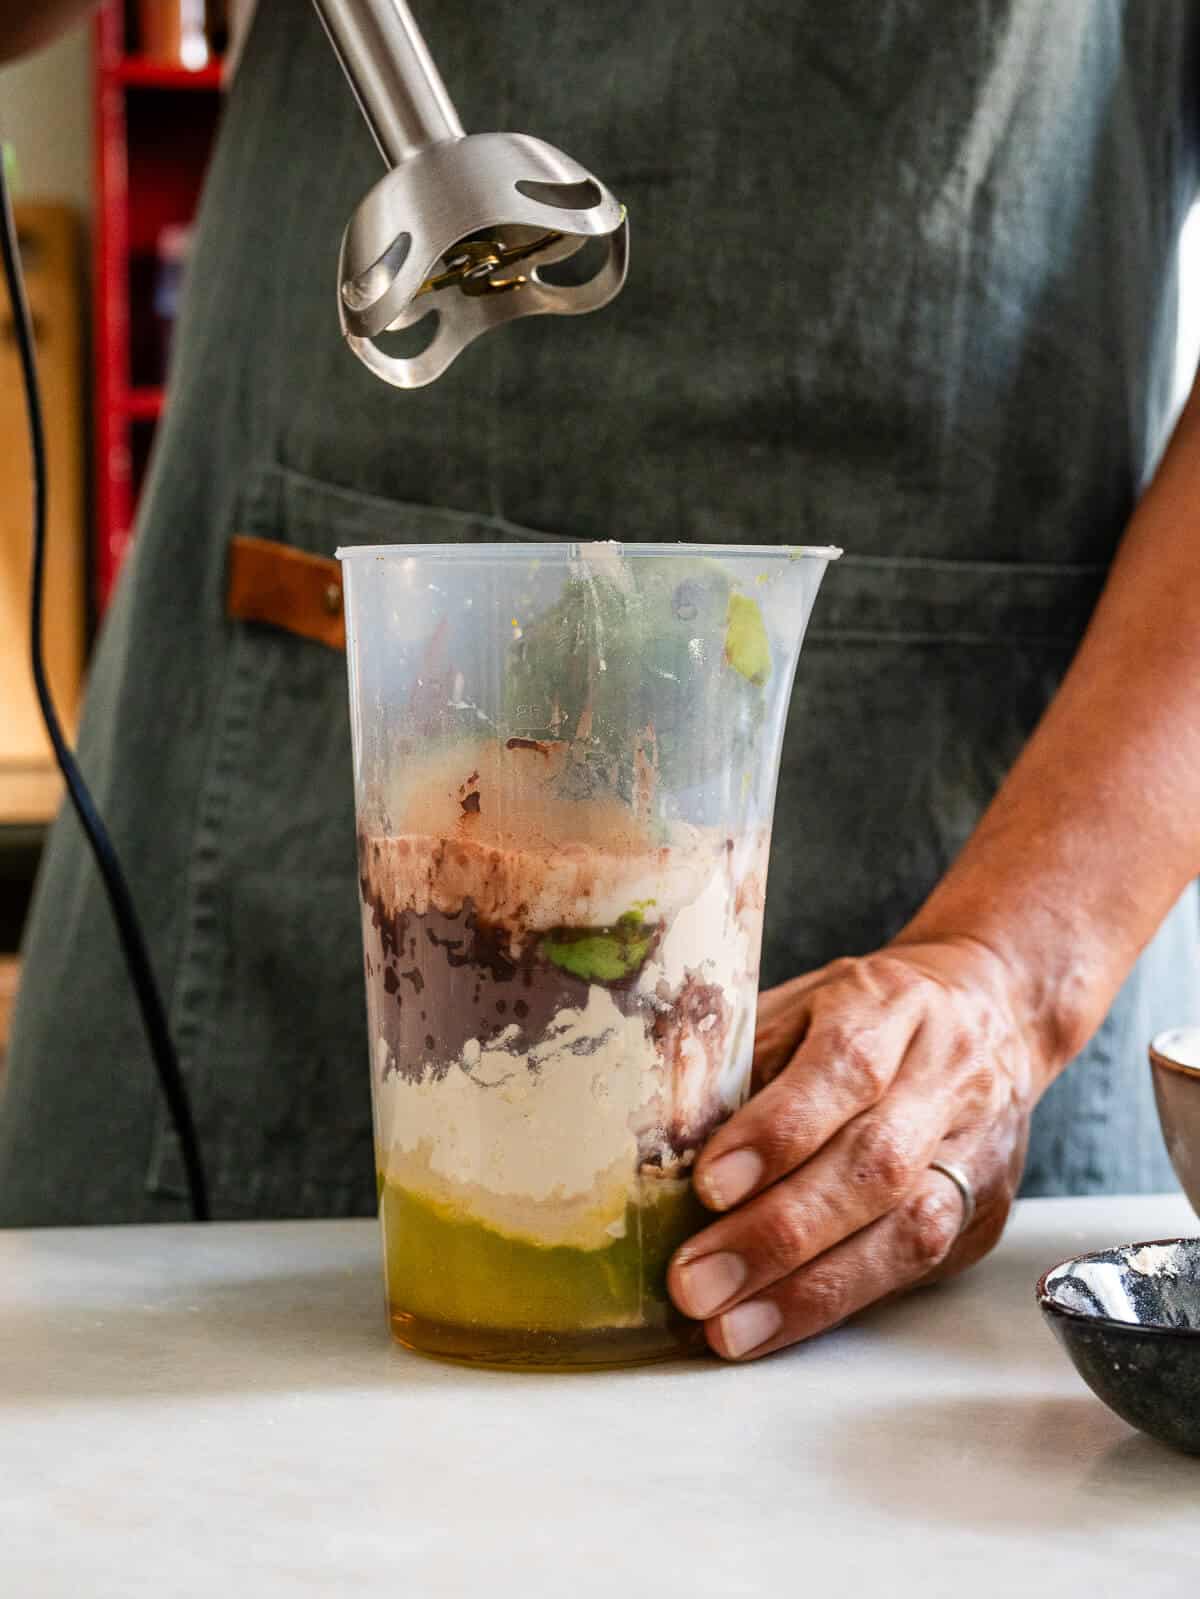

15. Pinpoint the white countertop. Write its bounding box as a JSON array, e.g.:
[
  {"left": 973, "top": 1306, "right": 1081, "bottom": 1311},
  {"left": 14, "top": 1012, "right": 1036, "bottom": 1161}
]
[{"left": 3, "top": 1195, "right": 1199, "bottom": 1597}]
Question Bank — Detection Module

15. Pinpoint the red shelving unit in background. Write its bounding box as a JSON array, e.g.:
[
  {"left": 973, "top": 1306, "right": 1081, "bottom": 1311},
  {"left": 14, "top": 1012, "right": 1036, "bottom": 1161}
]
[
  {"left": 92, "top": 3, "right": 226, "bottom": 612},
  {"left": 115, "top": 57, "right": 225, "bottom": 90}
]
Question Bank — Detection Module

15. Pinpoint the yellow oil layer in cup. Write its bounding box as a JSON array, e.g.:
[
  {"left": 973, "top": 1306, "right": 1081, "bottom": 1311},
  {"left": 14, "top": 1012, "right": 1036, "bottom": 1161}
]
[{"left": 379, "top": 1177, "right": 708, "bottom": 1368}]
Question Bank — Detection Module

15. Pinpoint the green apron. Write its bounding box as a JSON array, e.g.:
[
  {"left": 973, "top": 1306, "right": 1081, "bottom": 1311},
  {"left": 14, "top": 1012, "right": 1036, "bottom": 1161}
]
[{"left": 3, "top": 0, "right": 1198, "bottom": 1222}]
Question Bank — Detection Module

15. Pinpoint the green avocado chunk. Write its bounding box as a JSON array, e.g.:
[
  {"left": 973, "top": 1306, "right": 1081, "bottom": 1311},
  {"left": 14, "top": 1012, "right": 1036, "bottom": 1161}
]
[
  {"left": 724, "top": 592, "right": 772, "bottom": 685},
  {"left": 540, "top": 909, "right": 653, "bottom": 982}
]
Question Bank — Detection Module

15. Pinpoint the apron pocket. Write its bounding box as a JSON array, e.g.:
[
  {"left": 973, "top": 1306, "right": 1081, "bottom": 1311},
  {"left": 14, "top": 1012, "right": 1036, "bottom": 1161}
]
[{"left": 151, "top": 511, "right": 1112, "bottom": 1211}]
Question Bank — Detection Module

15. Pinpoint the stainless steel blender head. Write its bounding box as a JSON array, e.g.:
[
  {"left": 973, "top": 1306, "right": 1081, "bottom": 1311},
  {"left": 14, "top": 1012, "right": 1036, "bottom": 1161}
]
[{"left": 312, "top": 0, "right": 630, "bottom": 388}]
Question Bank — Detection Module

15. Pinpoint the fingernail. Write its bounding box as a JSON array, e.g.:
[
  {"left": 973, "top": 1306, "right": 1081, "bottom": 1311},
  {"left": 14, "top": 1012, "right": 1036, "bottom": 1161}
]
[
  {"left": 676, "top": 1251, "right": 747, "bottom": 1319},
  {"left": 697, "top": 1148, "right": 764, "bottom": 1210},
  {"left": 720, "top": 1298, "right": 783, "bottom": 1359}
]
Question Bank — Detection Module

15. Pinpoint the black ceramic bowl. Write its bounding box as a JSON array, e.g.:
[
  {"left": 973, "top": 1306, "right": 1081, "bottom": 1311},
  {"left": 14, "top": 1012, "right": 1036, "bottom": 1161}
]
[{"left": 1037, "top": 1239, "right": 1200, "bottom": 1455}]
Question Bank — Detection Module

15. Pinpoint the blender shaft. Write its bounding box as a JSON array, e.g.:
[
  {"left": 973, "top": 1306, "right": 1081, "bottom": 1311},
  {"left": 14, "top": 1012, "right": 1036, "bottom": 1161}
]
[{"left": 311, "top": 0, "right": 464, "bottom": 168}]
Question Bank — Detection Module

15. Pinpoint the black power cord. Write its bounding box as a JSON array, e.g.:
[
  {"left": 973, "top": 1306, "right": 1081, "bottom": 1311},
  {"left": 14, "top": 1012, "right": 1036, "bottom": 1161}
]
[{"left": 1, "top": 154, "right": 210, "bottom": 1221}]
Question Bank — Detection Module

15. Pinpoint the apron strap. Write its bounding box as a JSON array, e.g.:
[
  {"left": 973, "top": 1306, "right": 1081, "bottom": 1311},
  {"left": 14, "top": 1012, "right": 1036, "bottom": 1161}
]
[{"left": 226, "top": 534, "right": 345, "bottom": 651}]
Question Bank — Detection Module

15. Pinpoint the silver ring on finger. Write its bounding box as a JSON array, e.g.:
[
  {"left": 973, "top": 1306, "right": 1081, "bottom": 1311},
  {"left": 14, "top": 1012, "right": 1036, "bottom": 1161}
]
[{"left": 928, "top": 1159, "right": 976, "bottom": 1239}]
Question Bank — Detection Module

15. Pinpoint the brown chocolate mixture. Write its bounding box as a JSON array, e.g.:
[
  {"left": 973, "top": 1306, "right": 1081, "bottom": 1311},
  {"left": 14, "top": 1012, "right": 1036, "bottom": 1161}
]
[
  {"left": 648, "top": 977, "right": 733, "bottom": 1156},
  {"left": 359, "top": 834, "right": 740, "bottom": 1164},
  {"left": 504, "top": 737, "right": 559, "bottom": 757},
  {"left": 361, "top": 895, "right": 575, "bottom": 1080}
]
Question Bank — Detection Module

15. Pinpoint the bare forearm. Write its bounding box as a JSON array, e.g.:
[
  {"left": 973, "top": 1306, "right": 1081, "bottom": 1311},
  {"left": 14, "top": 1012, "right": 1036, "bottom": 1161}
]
[
  {"left": 899, "top": 375, "right": 1200, "bottom": 1084},
  {"left": 0, "top": 2, "right": 95, "bottom": 63}
]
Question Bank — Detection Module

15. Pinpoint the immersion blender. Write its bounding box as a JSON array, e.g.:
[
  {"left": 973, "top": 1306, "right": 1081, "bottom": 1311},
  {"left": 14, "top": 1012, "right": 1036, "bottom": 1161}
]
[{"left": 311, "top": 0, "right": 630, "bottom": 387}]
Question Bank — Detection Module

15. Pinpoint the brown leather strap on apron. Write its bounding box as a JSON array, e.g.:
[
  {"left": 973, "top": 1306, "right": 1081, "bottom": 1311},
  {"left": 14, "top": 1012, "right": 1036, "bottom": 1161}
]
[{"left": 226, "top": 534, "right": 345, "bottom": 651}]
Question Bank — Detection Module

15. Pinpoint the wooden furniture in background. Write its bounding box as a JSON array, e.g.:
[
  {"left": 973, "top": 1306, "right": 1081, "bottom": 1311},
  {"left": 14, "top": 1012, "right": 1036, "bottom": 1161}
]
[
  {"left": 93, "top": 0, "right": 225, "bottom": 611},
  {"left": 0, "top": 203, "right": 85, "bottom": 827}
]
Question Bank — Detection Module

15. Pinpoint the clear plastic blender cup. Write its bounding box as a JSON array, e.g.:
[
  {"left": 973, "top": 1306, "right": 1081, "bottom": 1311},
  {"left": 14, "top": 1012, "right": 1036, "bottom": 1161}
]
[{"left": 338, "top": 540, "right": 839, "bottom": 1367}]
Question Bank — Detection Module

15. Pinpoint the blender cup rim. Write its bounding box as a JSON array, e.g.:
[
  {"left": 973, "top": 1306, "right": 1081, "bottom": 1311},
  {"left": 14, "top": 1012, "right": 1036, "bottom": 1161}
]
[{"left": 335, "top": 541, "right": 843, "bottom": 563}]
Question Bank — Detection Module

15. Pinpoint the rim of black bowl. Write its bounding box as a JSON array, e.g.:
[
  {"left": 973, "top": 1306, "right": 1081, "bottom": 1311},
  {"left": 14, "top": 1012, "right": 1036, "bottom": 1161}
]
[{"left": 1035, "top": 1236, "right": 1200, "bottom": 1337}]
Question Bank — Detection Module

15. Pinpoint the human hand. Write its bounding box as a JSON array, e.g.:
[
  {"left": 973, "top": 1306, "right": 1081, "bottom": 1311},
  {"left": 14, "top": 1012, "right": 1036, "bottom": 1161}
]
[{"left": 667, "top": 939, "right": 1037, "bottom": 1360}]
